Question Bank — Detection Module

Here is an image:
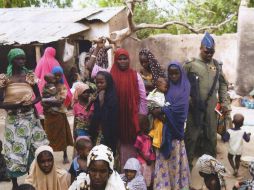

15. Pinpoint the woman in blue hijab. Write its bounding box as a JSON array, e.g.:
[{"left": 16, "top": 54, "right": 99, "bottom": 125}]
[{"left": 152, "top": 61, "right": 191, "bottom": 190}]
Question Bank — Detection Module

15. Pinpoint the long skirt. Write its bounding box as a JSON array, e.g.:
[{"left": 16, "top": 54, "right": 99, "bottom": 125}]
[
  {"left": 44, "top": 112, "right": 73, "bottom": 151},
  {"left": 4, "top": 109, "right": 48, "bottom": 178},
  {"left": 153, "top": 140, "right": 191, "bottom": 190}
]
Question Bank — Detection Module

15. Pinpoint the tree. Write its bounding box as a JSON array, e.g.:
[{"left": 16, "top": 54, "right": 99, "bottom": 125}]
[
  {"left": 0, "top": 0, "right": 72, "bottom": 8},
  {"left": 97, "top": 0, "right": 244, "bottom": 40}
]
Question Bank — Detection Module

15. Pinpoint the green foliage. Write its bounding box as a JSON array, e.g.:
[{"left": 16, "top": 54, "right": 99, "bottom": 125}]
[
  {"left": 98, "top": 0, "right": 123, "bottom": 7},
  {"left": 0, "top": 0, "right": 72, "bottom": 8}
]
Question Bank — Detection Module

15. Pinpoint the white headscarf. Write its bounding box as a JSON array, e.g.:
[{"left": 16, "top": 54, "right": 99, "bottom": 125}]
[
  {"left": 121, "top": 158, "right": 147, "bottom": 190},
  {"left": 69, "top": 144, "right": 125, "bottom": 190}
]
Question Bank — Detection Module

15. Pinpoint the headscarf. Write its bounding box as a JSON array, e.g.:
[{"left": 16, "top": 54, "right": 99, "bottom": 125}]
[
  {"left": 69, "top": 144, "right": 125, "bottom": 190},
  {"left": 110, "top": 48, "right": 139, "bottom": 144},
  {"left": 52, "top": 66, "right": 64, "bottom": 84},
  {"left": 160, "top": 61, "right": 190, "bottom": 158},
  {"left": 201, "top": 32, "right": 215, "bottom": 48},
  {"left": 73, "top": 82, "right": 89, "bottom": 104},
  {"left": 139, "top": 48, "right": 165, "bottom": 84},
  {"left": 89, "top": 47, "right": 109, "bottom": 69},
  {"left": 122, "top": 158, "right": 147, "bottom": 190},
  {"left": 196, "top": 154, "right": 226, "bottom": 187},
  {"left": 243, "top": 161, "right": 254, "bottom": 189},
  {"left": 35, "top": 47, "right": 72, "bottom": 114},
  {"left": 91, "top": 71, "right": 118, "bottom": 154},
  {"left": 25, "top": 145, "right": 70, "bottom": 190},
  {"left": 7, "top": 48, "right": 29, "bottom": 76}
]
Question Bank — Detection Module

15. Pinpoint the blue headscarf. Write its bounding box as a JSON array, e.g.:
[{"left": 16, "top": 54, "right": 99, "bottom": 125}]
[
  {"left": 201, "top": 32, "right": 215, "bottom": 48},
  {"left": 160, "top": 61, "right": 190, "bottom": 158},
  {"left": 52, "top": 66, "right": 64, "bottom": 84}
]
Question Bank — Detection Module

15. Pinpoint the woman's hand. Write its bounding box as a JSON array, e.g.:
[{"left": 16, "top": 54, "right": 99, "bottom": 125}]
[{"left": 98, "top": 90, "right": 105, "bottom": 107}]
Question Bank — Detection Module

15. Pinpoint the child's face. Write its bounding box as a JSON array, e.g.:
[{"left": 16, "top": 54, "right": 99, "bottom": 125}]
[
  {"left": 79, "top": 90, "right": 90, "bottom": 101},
  {"left": 47, "top": 76, "right": 56, "bottom": 84},
  {"left": 124, "top": 169, "right": 136, "bottom": 181},
  {"left": 156, "top": 78, "right": 168, "bottom": 93},
  {"left": 77, "top": 145, "right": 92, "bottom": 160},
  {"left": 54, "top": 72, "right": 62, "bottom": 83},
  {"left": 96, "top": 74, "right": 107, "bottom": 92}
]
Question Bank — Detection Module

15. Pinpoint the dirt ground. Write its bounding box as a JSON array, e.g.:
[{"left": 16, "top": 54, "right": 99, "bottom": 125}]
[{"left": 0, "top": 106, "right": 254, "bottom": 190}]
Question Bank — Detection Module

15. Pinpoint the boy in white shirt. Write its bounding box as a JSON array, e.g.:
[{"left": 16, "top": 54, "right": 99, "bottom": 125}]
[{"left": 223, "top": 113, "right": 251, "bottom": 177}]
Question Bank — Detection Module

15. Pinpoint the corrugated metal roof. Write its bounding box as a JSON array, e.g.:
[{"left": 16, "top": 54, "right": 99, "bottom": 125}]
[{"left": 0, "top": 7, "right": 125, "bottom": 45}]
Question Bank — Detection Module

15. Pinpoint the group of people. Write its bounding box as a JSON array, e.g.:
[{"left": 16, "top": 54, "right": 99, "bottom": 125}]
[{"left": 0, "top": 32, "right": 253, "bottom": 190}]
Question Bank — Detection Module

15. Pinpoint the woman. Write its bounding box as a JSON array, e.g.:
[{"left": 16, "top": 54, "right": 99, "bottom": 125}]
[
  {"left": 0, "top": 48, "right": 48, "bottom": 189},
  {"left": 152, "top": 61, "right": 191, "bottom": 190},
  {"left": 35, "top": 47, "right": 72, "bottom": 115},
  {"left": 139, "top": 48, "right": 165, "bottom": 92},
  {"left": 87, "top": 46, "right": 147, "bottom": 169},
  {"left": 25, "top": 145, "right": 71, "bottom": 190},
  {"left": 91, "top": 71, "right": 118, "bottom": 154},
  {"left": 43, "top": 66, "right": 73, "bottom": 164},
  {"left": 121, "top": 158, "right": 147, "bottom": 190},
  {"left": 69, "top": 144, "right": 125, "bottom": 190}
]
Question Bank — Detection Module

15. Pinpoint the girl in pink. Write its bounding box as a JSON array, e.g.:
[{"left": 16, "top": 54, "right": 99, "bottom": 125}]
[
  {"left": 72, "top": 82, "right": 94, "bottom": 140},
  {"left": 35, "top": 47, "right": 72, "bottom": 115},
  {"left": 134, "top": 115, "right": 155, "bottom": 188}
]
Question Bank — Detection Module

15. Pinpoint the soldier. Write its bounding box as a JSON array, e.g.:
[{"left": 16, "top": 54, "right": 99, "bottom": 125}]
[{"left": 183, "top": 32, "right": 231, "bottom": 169}]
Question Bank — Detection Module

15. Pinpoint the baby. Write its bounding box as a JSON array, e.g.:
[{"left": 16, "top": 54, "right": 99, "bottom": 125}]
[
  {"left": 42, "top": 73, "right": 58, "bottom": 113},
  {"left": 147, "top": 77, "right": 169, "bottom": 148}
]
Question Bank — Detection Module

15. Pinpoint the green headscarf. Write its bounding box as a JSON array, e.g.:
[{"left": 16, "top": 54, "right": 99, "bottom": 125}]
[{"left": 7, "top": 48, "right": 29, "bottom": 76}]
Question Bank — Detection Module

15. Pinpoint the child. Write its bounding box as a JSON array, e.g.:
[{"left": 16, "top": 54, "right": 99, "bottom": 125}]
[
  {"left": 0, "top": 140, "right": 10, "bottom": 182},
  {"left": 73, "top": 83, "right": 95, "bottom": 139},
  {"left": 134, "top": 115, "right": 155, "bottom": 188},
  {"left": 222, "top": 113, "right": 251, "bottom": 176},
  {"left": 121, "top": 158, "right": 147, "bottom": 190},
  {"left": 41, "top": 73, "right": 58, "bottom": 113},
  {"left": 90, "top": 71, "right": 118, "bottom": 155},
  {"left": 69, "top": 136, "right": 93, "bottom": 183},
  {"left": 147, "top": 77, "right": 169, "bottom": 148}
]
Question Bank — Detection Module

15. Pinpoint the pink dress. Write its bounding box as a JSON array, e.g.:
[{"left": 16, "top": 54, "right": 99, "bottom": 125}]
[{"left": 134, "top": 134, "right": 155, "bottom": 186}]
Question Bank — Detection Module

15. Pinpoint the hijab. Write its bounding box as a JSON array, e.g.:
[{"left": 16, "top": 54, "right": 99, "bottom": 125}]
[
  {"left": 91, "top": 71, "right": 118, "bottom": 154},
  {"left": 122, "top": 158, "right": 147, "bottom": 190},
  {"left": 73, "top": 82, "right": 90, "bottom": 104},
  {"left": 160, "top": 61, "right": 190, "bottom": 158},
  {"left": 25, "top": 145, "right": 70, "bottom": 190},
  {"left": 34, "top": 47, "right": 72, "bottom": 114},
  {"left": 139, "top": 48, "right": 165, "bottom": 84},
  {"left": 110, "top": 48, "right": 139, "bottom": 144},
  {"left": 69, "top": 144, "right": 125, "bottom": 190}
]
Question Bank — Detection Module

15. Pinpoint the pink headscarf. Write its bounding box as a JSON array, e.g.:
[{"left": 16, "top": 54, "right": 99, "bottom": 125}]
[
  {"left": 73, "top": 82, "right": 89, "bottom": 104},
  {"left": 35, "top": 47, "right": 72, "bottom": 115}
]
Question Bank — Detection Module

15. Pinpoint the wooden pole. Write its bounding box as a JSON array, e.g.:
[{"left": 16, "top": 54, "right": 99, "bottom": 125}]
[{"left": 35, "top": 45, "right": 41, "bottom": 64}]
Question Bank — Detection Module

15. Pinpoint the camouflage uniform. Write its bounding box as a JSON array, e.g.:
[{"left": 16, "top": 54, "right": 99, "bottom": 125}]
[{"left": 183, "top": 57, "right": 231, "bottom": 168}]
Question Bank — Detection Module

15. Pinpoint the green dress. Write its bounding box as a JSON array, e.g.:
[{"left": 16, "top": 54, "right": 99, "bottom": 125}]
[{"left": 183, "top": 57, "right": 230, "bottom": 168}]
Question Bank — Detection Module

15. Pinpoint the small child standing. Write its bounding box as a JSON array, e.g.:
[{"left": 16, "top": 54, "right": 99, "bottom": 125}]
[
  {"left": 223, "top": 113, "right": 251, "bottom": 176},
  {"left": 0, "top": 140, "right": 10, "bottom": 182},
  {"left": 69, "top": 136, "right": 93, "bottom": 183},
  {"left": 134, "top": 115, "right": 155, "bottom": 188},
  {"left": 41, "top": 73, "right": 58, "bottom": 113},
  {"left": 147, "top": 77, "right": 169, "bottom": 148},
  {"left": 73, "top": 83, "right": 95, "bottom": 139}
]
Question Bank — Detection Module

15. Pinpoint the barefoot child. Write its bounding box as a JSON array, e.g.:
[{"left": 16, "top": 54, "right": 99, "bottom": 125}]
[
  {"left": 222, "top": 113, "right": 251, "bottom": 176},
  {"left": 134, "top": 115, "right": 155, "bottom": 188},
  {"left": 69, "top": 136, "right": 93, "bottom": 183}
]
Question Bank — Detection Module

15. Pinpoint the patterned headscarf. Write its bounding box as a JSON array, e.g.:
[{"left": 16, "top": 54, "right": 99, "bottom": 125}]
[
  {"left": 196, "top": 154, "right": 226, "bottom": 187},
  {"left": 89, "top": 47, "right": 109, "bottom": 69},
  {"left": 122, "top": 158, "right": 147, "bottom": 190},
  {"left": 139, "top": 48, "right": 165, "bottom": 84},
  {"left": 7, "top": 48, "right": 29, "bottom": 76},
  {"left": 73, "top": 82, "right": 90, "bottom": 103}
]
